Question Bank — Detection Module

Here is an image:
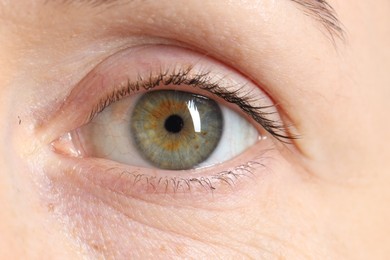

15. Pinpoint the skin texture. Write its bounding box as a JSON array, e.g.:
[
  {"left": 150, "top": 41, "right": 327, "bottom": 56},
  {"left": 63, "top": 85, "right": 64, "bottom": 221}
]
[{"left": 0, "top": 0, "right": 389, "bottom": 259}]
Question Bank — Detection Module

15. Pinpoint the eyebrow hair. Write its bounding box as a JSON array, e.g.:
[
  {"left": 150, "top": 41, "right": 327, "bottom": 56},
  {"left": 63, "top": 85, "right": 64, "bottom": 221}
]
[
  {"left": 53, "top": 0, "right": 345, "bottom": 43},
  {"left": 290, "top": 0, "right": 345, "bottom": 42}
]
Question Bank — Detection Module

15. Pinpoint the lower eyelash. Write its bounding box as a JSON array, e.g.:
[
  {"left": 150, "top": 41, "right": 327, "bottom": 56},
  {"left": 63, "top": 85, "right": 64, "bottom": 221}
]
[
  {"left": 113, "top": 160, "right": 263, "bottom": 194},
  {"left": 66, "top": 147, "right": 274, "bottom": 197},
  {"left": 48, "top": 148, "right": 273, "bottom": 201}
]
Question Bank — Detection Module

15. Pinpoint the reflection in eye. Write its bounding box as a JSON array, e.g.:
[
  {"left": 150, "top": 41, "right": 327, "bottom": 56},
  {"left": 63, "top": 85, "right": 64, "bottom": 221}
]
[
  {"left": 76, "top": 87, "right": 260, "bottom": 170},
  {"left": 131, "top": 90, "right": 223, "bottom": 170}
]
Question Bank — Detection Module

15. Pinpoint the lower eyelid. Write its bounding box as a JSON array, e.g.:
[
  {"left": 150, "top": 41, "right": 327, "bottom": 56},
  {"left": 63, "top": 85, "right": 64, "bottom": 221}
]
[{"left": 46, "top": 138, "right": 276, "bottom": 202}]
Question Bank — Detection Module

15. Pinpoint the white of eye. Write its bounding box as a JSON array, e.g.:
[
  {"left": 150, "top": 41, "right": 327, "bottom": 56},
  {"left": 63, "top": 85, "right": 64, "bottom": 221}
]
[
  {"left": 78, "top": 92, "right": 259, "bottom": 169},
  {"left": 196, "top": 106, "right": 259, "bottom": 168}
]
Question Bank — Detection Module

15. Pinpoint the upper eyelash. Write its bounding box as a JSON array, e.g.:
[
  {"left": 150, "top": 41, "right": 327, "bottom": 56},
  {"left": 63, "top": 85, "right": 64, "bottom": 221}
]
[{"left": 88, "top": 66, "right": 294, "bottom": 141}]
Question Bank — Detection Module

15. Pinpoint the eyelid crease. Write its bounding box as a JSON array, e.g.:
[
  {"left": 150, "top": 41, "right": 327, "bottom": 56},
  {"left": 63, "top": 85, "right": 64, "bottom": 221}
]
[{"left": 88, "top": 66, "right": 294, "bottom": 142}]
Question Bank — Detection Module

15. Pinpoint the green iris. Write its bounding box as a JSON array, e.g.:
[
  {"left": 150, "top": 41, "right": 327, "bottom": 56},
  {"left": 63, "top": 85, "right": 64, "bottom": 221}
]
[{"left": 131, "top": 90, "right": 223, "bottom": 170}]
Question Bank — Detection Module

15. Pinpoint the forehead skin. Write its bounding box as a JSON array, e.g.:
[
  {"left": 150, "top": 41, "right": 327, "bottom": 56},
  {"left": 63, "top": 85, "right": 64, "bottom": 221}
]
[{"left": 0, "top": 0, "right": 389, "bottom": 259}]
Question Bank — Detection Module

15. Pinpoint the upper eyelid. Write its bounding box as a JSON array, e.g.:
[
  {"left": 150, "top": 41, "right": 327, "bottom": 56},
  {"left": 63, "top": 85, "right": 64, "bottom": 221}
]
[{"left": 38, "top": 45, "right": 292, "bottom": 143}]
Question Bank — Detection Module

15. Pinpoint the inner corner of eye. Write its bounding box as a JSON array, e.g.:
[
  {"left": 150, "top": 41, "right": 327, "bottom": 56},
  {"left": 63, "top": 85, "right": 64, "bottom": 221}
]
[{"left": 51, "top": 131, "right": 84, "bottom": 158}]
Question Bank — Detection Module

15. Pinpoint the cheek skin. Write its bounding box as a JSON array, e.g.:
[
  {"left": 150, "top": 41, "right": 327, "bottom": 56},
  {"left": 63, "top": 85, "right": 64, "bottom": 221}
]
[
  {"left": 46, "top": 155, "right": 376, "bottom": 259},
  {"left": 38, "top": 139, "right": 346, "bottom": 259},
  {"left": 0, "top": 97, "right": 87, "bottom": 258},
  {"left": 41, "top": 149, "right": 323, "bottom": 259}
]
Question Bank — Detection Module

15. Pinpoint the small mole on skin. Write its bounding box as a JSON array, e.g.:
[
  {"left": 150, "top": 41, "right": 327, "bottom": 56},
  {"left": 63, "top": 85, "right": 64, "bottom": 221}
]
[
  {"left": 91, "top": 243, "right": 102, "bottom": 251},
  {"left": 159, "top": 245, "right": 167, "bottom": 252},
  {"left": 18, "top": 116, "right": 21, "bottom": 125},
  {"left": 47, "top": 203, "right": 55, "bottom": 212},
  {"left": 174, "top": 245, "right": 185, "bottom": 255}
]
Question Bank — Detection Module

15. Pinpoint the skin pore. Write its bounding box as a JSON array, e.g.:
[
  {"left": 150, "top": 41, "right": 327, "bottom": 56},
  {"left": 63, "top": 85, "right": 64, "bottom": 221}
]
[{"left": 0, "top": 0, "right": 389, "bottom": 259}]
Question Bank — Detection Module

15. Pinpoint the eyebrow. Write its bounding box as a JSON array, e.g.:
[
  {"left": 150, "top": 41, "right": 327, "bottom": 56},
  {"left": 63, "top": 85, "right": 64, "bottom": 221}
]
[
  {"left": 54, "top": 0, "right": 345, "bottom": 42},
  {"left": 291, "top": 0, "right": 345, "bottom": 42}
]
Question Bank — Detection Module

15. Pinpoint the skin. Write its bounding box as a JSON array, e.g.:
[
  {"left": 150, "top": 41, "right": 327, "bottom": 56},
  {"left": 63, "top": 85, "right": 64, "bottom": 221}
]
[{"left": 0, "top": 0, "right": 389, "bottom": 259}]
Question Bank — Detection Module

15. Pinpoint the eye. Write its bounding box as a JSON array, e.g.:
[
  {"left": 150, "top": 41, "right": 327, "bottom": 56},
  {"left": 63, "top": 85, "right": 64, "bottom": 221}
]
[
  {"left": 66, "top": 89, "right": 258, "bottom": 170},
  {"left": 48, "top": 45, "right": 290, "bottom": 193}
]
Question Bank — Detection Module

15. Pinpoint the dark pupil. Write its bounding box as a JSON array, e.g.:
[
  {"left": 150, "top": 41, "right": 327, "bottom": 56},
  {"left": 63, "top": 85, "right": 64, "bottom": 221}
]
[{"left": 164, "top": 114, "right": 184, "bottom": 133}]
